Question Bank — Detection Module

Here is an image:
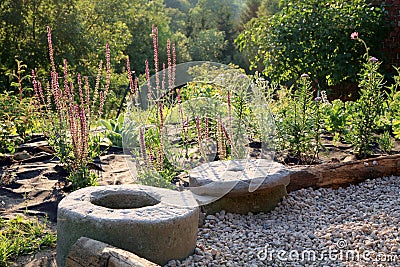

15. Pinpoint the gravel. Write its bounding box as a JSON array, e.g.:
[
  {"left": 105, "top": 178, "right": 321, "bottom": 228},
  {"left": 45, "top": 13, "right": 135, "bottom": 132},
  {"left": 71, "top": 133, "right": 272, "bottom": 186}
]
[{"left": 165, "top": 176, "right": 400, "bottom": 267}]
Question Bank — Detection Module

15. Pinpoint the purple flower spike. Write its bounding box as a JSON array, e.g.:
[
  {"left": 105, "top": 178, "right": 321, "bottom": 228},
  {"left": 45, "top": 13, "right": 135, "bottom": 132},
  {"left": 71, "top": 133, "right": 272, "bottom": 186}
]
[
  {"left": 350, "top": 32, "right": 358, "bottom": 40},
  {"left": 314, "top": 96, "right": 322, "bottom": 101},
  {"left": 369, "top": 57, "right": 378, "bottom": 63}
]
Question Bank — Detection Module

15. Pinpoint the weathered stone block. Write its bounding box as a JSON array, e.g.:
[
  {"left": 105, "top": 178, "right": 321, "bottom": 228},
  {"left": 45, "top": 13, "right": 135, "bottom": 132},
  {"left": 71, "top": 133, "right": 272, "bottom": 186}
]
[{"left": 57, "top": 185, "right": 199, "bottom": 266}]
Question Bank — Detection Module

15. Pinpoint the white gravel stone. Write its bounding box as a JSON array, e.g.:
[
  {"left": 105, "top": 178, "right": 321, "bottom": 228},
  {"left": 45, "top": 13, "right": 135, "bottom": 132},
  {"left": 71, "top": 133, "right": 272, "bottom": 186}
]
[{"left": 164, "top": 176, "right": 400, "bottom": 267}]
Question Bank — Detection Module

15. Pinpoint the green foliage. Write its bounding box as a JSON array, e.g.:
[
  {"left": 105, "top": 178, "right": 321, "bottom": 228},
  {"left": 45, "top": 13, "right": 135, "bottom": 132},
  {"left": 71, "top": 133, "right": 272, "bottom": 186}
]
[
  {"left": 100, "top": 114, "right": 125, "bottom": 148},
  {"left": 239, "top": 0, "right": 281, "bottom": 29},
  {"left": 0, "top": 216, "right": 56, "bottom": 266},
  {"left": 236, "top": 0, "right": 387, "bottom": 88},
  {"left": 377, "top": 131, "right": 394, "bottom": 154},
  {"left": 187, "top": 0, "right": 240, "bottom": 63},
  {"left": 393, "top": 119, "right": 400, "bottom": 139},
  {"left": 0, "top": 0, "right": 174, "bottom": 92},
  {"left": 322, "top": 99, "right": 349, "bottom": 139},
  {"left": 272, "top": 75, "right": 325, "bottom": 163},
  {"left": 68, "top": 166, "right": 98, "bottom": 190},
  {"left": 383, "top": 66, "right": 400, "bottom": 135},
  {"left": 257, "top": 0, "right": 281, "bottom": 17},
  {"left": 0, "top": 92, "right": 37, "bottom": 154},
  {"left": 347, "top": 57, "right": 385, "bottom": 158},
  {"left": 239, "top": 0, "right": 261, "bottom": 25},
  {"left": 189, "top": 30, "right": 227, "bottom": 61}
]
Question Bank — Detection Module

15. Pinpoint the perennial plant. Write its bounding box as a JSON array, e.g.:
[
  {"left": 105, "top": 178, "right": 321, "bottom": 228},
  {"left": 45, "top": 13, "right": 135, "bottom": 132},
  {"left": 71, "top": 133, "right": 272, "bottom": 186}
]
[{"left": 32, "top": 27, "right": 111, "bottom": 189}]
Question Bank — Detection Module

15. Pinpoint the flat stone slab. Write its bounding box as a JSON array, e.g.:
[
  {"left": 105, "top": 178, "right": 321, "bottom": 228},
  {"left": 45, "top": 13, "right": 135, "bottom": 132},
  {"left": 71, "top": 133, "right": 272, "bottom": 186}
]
[
  {"left": 189, "top": 159, "right": 292, "bottom": 214},
  {"left": 189, "top": 159, "right": 291, "bottom": 197},
  {"left": 57, "top": 185, "right": 199, "bottom": 266}
]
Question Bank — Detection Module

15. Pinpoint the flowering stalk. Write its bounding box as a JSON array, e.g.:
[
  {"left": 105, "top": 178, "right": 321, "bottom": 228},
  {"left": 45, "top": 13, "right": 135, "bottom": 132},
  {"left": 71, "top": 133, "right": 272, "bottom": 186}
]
[
  {"left": 139, "top": 126, "right": 148, "bottom": 167},
  {"left": 351, "top": 32, "right": 369, "bottom": 59},
  {"left": 157, "top": 101, "right": 165, "bottom": 163},
  {"left": 145, "top": 59, "right": 152, "bottom": 102},
  {"left": 92, "top": 60, "right": 103, "bottom": 119},
  {"left": 84, "top": 76, "right": 90, "bottom": 118},
  {"left": 104, "top": 43, "right": 111, "bottom": 100},
  {"left": 98, "top": 91, "right": 105, "bottom": 117},
  {"left": 172, "top": 43, "right": 176, "bottom": 88},
  {"left": 217, "top": 116, "right": 226, "bottom": 160},
  {"left": 205, "top": 117, "right": 209, "bottom": 139},
  {"left": 167, "top": 39, "right": 173, "bottom": 90},
  {"left": 227, "top": 90, "right": 235, "bottom": 154},
  {"left": 126, "top": 57, "right": 136, "bottom": 95},
  {"left": 32, "top": 27, "right": 111, "bottom": 189},
  {"left": 162, "top": 63, "right": 166, "bottom": 92},
  {"left": 152, "top": 25, "right": 159, "bottom": 91},
  {"left": 47, "top": 26, "right": 56, "bottom": 73},
  {"left": 221, "top": 122, "right": 233, "bottom": 147}
]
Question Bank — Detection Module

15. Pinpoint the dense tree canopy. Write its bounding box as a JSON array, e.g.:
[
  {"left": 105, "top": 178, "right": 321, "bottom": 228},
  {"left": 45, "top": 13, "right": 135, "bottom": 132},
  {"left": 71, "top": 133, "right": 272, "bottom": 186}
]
[
  {"left": 0, "top": 0, "right": 250, "bottom": 92},
  {"left": 0, "top": 0, "right": 173, "bottom": 89},
  {"left": 236, "top": 0, "right": 388, "bottom": 88},
  {"left": 0, "top": 0, "right": 392, "bottom": 94}
]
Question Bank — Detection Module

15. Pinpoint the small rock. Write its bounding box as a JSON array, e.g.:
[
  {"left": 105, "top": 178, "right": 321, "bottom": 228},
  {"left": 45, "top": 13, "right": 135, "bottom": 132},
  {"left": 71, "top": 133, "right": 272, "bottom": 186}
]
[
  {"left": 206, "top": 215, "right": 218, "bottom": 221},
  {"left": 308, "top": 233, "right": 316, "bottom": 240},
  {"left": 14, "top": 151, "right": 31, "bottom": 161},
  {"left": 167, "top": 260, "right": 177, "bottom": 267}
]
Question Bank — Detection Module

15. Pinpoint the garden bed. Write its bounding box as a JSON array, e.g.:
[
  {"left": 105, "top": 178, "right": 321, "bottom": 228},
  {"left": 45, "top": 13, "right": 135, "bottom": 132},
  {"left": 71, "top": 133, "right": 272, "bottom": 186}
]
[{"left": 1, "top": 136, "right": 400, "bottom": 266}]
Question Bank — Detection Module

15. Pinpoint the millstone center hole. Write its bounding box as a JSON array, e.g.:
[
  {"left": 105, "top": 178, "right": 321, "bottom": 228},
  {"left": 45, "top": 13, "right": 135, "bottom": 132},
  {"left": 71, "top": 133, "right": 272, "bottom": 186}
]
[{"left": 91, "top": 192, "right": 160, "bottom": 209}]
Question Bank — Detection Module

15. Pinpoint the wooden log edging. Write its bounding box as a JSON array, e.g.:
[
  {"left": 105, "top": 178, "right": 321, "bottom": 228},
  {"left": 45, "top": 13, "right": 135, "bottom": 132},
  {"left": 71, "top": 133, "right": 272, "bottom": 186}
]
[{"left": 286, "top": 154, "right": 400, "bottom": 192}]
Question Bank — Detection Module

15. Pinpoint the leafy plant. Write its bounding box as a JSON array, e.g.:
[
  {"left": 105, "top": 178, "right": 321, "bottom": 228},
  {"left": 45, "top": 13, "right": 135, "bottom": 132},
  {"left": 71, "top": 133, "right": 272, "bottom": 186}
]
[
  {"left": 382, "top": 66, "right": 400, "bottom": 135},
  {"left": 347, "top": 33, "right": 384, "bottom": 158},
  {"left": 0, "top": 215, "right": 56, "bottom": 266},
  {"left": 0, "top": 91, "right": 38, "bottom": 154},
  {"left": 32, "top": 27, "right": 111, "bottom": 189},
  {"left": 273, "top": 74, "right": 325, "bottom": 164},
  {"left": 377, "top": 131, "right": 394, "bottom": 154},
  {"left": 393, "top": 119, "right": 400, "bottom": 140},
  {"left": 322, "top": 99, "right": 349, "bottom": 141},
  {"left": 100, "top": 114, "right": 125, "bottom": 147},
  {"left": 236, "top": 0, "right": 387, "bottom": 89}
]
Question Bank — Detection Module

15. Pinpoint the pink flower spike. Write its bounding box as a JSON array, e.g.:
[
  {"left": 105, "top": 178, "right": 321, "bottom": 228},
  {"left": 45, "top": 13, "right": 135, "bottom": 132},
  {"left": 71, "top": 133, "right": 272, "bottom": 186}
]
[{"left": 350, "top": 32, "right": 358, "bottom": 40}]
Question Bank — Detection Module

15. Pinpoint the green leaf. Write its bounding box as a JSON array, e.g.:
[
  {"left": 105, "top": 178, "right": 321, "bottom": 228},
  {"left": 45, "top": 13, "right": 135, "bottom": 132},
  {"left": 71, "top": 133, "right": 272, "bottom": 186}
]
[{"left": 99, "top": 119, "right": 113, "bottom": 131}]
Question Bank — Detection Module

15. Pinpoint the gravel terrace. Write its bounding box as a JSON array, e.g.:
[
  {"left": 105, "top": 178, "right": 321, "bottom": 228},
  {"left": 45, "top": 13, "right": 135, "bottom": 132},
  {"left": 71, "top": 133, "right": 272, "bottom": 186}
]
[{"left": 166, "top": 176, "right": 400, "bottom": 267}]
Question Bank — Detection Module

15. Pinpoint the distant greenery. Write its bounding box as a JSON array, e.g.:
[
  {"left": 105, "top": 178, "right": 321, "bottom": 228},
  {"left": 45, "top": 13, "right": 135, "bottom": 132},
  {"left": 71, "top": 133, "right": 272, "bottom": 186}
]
[
  {"left": 0, "top": 0, "right": 170, "bottom": 90},
  {"left": 0, "top": 0, "right": 251, "bottom": 93},
  {"left": 2, "top": 0, "right": 391, "bottom": 99},
  {"left": 236, "top": 0, "right": 387, "bottom": 89},
  {"left": 0, "top": 215, "right": 56, "bottom": 266}
]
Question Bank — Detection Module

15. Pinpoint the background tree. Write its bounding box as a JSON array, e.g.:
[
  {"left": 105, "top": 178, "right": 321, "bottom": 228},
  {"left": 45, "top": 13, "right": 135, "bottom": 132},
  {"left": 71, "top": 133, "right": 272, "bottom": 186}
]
[
  {"left": 0, "top": 0, "right": 84, "bottom": 88},
  {"left": 236, "top": 0, "right": 388, "bottom": 90},
  {"left": 189, "top": 29, "right": 227, "bottom": 61},
  {"left": 187, "top": 0, "right": 237, "bottom": 63},
  {"left": 238, "top": 0, "right": 281, "bottom": 30},
  {"left": 239, "top": 0, "right": 261, "bottom": 30},
  {"left": 257, "top": 0, "right": 281, "bottom": 17},
  {"left": 0, "top": 0, "right": 175, "bottom": 91}
]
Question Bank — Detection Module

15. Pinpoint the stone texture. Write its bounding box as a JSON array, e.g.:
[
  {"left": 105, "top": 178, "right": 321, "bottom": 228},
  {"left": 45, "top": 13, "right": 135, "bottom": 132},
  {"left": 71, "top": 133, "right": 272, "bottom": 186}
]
[
  {"left": 189, "top": 159, "right": 291, "bottom": 214},
  {"left": 65, "top": 237, "right": 160, "bottom": 267},
  {"left": 56, "top": 185, "right": 199, "bottom": 267},
  {"left": 201, "top": 184, "right": 287, "bottom": 215}
]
